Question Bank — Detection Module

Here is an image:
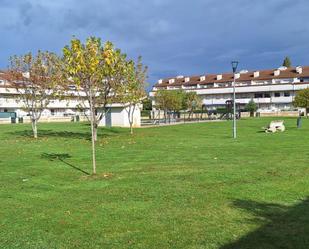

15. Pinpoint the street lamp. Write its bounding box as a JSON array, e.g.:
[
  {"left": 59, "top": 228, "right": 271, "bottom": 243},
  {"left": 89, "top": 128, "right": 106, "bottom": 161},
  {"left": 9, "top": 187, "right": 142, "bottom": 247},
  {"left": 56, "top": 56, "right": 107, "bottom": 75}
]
[{"left": 231, "top": 61, "right": 239, "bottom": 139}]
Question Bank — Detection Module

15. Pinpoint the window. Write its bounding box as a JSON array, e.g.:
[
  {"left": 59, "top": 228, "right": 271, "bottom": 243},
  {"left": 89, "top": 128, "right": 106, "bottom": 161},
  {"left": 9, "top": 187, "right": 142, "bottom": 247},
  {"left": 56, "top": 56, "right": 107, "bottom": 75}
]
[
  {"left": 274, "top": 92, "right": 280, "bottom": 97},
  {"left": 51, "top": 109, "right": 55, "bottom": 116},
  {"left": 254, "top": 93, "right": 263, "bottom": 98},
  {"left": 264, "top": 93, "right": 271, "bottom": 98},
  {"left": 284, "top": 92, "right": 290, "bottom": 97}
]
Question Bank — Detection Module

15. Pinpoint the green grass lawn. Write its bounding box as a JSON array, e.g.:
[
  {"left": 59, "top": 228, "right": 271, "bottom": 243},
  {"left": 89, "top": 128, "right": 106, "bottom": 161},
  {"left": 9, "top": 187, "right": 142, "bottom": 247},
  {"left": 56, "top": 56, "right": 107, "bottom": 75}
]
[{"left": 0, "top": 118, "right": 309, "bottom": 249}]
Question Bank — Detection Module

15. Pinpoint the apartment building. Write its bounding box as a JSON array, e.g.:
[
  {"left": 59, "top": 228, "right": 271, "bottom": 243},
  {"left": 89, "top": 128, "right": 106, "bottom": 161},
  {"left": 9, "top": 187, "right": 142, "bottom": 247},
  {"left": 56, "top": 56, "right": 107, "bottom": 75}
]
[
  {"left": 149, "top": 66, "right": 309, "bottom": 112},
  {"left": 0, "top": 71, "right": 141, "bottom": 127}
]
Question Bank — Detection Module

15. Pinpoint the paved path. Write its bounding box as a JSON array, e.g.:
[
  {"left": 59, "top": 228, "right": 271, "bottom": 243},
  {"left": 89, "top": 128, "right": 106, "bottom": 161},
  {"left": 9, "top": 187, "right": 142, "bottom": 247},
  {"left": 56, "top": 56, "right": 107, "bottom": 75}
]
[{"left": 140, "top": 119, "right": 225, "bottom": 128}]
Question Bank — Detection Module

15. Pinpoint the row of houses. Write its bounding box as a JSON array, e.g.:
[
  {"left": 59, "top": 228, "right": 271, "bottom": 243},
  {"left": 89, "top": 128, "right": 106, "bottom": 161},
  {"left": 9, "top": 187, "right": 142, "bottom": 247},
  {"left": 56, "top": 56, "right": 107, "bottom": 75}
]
[{"left": 149, "top": 66, "right": 309, "bottom": 113}]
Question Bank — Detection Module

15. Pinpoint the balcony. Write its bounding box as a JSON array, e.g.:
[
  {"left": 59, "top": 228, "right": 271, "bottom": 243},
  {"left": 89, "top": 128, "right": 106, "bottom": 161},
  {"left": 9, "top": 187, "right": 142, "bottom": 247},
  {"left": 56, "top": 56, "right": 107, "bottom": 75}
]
[{"left": 201, "top": 96, "right": 294, "bottom": 106}]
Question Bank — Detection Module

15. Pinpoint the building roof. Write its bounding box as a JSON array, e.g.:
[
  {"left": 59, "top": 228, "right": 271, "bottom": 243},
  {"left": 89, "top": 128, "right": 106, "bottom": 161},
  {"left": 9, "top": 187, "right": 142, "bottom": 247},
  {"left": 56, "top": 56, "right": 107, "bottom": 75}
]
[
  {"left": 153, "top": 66, "right": 309, "bottom": 88},
  {"left": 0, "top": 71, "right": 12, "bottom": 81}
]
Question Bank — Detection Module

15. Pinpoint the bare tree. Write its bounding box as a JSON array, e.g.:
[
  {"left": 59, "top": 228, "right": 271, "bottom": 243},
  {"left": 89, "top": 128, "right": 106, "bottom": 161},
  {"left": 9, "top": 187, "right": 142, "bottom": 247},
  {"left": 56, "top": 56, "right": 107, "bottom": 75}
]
[{"left": 8, "top": 51, "right": 62, "bottom": 138}]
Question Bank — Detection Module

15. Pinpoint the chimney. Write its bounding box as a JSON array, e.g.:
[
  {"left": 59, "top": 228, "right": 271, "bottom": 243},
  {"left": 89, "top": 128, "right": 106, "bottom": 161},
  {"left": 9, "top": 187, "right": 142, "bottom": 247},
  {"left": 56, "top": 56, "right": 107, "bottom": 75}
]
[
  {"left": 278, "top": 66, "right": 287, "bottom": 71},
  {"left": 158, "top": 79, "right": 163, "bottom": 84},
  {"left": 274, "top": 70, "right": 280, "bottom": 76},
  {"left": 234, "top": 73, "right": 240, "bottom": 79},
  {"left": 169, "top": 78, "right": 175, "bottom": 84},
  {"left": 254, "top": 71, "right": 260, "bottom": 78},
  {"left": 22, "top": 72, "right": 30, "bottom": 79},
  {"left": 240, "top": 70, "right": 249, "bottom": 74},
  {"left": 184, "top": 77, "right": 190, "bottom": 82},
  {"left": 200, "top": 76, "right": 206, "bottom": 81},
  {"left": 217, "top": 74, "right": 222, "bottom": 80},
  {"left": 296, "top": 66, "right": 303, "bottom": 74}
]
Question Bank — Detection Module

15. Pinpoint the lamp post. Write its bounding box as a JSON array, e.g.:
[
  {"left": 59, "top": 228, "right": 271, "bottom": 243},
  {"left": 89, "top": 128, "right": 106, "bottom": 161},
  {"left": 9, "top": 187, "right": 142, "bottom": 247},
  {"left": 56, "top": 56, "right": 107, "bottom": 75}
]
[{"left": 231, "top": 61, "right": 239, "bottom": 139}]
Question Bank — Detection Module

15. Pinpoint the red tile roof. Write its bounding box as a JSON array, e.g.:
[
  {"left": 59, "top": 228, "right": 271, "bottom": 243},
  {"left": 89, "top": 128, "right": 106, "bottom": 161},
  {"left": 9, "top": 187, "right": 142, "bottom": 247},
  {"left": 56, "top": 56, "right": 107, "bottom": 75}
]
[{"left": 153, "top": 66, "right": 309, "bottom": 88}]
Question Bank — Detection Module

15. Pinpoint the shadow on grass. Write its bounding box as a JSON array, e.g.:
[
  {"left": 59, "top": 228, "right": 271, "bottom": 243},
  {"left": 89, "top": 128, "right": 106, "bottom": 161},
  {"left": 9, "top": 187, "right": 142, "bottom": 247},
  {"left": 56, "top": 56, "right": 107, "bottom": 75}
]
[
  {"left": 41, "top": 153, "right": 90, "bottom": 175},
  {"left": 9, "top": 128, "right": 122, "bottom": 140},
  {"left": 221, "top": 198, "right": 309, "bottom": 249},
  {"left": 16, "top": 130, "right": 92, "bottom": 140}
]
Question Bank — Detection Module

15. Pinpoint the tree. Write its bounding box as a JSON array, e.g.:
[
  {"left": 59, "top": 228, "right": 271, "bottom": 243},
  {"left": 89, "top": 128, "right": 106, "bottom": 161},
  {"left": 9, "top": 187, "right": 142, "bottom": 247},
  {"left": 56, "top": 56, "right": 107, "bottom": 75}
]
[
  {"left": 283, "top": 57, "right": 292, "bottom": 67},
  {"left": 154, "top": 90, "right": 168, "bottom": 122},
  {"left": 293, "top": 88, "right": 309, "bottom": 114},
  {"left": 62, "top": 37, "right": 126, "bottom": 174},
  {"left": 118, "top": 56, "right": 147, "bottom": 134},
  {"left": 245, "top": 99, "right": 258, "bottom": 117},
  {"left": 183, "top": 92, "right": 202, "bottom": 119},
  {"left": 142, "top": 98, "right": 152, "bottom": 111},
  {"left": 169, "top": 90, "right": 184, "bottom": 113},
  {"left": 8, "top": 51, "right": 62, "bottom": 139},
  {"left": 155, "top": 90, "right": 184, "bottom": 122}
]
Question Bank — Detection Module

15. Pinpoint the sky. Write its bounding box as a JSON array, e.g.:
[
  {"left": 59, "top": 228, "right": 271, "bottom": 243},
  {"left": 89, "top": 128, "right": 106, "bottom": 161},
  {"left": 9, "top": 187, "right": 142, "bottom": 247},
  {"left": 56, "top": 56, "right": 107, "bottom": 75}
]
[{"left": 1, "top": 0, "right": 309, "bottom": 88}]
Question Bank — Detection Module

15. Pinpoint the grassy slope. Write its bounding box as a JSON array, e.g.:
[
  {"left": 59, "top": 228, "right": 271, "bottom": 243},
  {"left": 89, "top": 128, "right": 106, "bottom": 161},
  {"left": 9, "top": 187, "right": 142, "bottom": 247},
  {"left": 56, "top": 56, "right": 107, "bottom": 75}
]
[{"left": 0, "top": 118, "right": 309, "bottom": 249}]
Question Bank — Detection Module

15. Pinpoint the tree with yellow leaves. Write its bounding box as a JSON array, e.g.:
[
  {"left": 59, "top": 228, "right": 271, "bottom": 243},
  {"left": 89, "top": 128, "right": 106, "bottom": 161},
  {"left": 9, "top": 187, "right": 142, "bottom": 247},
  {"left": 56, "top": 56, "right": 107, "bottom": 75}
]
[
  {"left": 118, "top": 56, "right": 148, "bottom": 134},
  {"left": 62, "top": 37, "right": 127, "bottom": 174}
]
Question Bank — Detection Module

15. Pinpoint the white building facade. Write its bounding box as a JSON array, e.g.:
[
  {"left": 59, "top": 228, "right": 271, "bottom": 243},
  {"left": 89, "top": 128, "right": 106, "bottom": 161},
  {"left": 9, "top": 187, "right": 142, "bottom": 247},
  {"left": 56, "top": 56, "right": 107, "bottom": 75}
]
[
  {"left": 99, "top": 104, "right": 141, "bottom": 127},
  {"left": 149, "top": 66, "right": 309, "bottom": 113},
  {"left": 0, "top": 71, "right": 141, "bottom": 127}
]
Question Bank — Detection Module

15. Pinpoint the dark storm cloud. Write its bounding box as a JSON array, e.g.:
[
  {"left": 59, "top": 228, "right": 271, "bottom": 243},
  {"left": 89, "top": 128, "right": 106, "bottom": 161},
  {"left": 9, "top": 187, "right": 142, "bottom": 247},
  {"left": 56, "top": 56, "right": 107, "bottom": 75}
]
[{"left": 0, "top": 0, "right": 309, "bottom": 87}]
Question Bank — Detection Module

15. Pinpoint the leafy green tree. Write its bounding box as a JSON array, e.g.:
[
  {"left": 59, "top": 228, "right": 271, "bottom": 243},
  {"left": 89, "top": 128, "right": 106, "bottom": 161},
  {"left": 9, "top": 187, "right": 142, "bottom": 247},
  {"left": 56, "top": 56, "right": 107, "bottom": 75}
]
[
  {"left": 183, "top": 92, "right": 202, "bottom": 119},
  {"left": 293, "top": 88, "right": 309, "bottom": 113},
  {"left": 245, "top": 99, "right": 258, "bottom": 117},
  {"left": 62, "top": 37, "right": 126, "bottom": 174},
  {"left": 141, "top": 97, "right": 152, "bottom": 119},
  {"left": 155, "top": 90, "right": 184, "bottom": 122},
  {"left": 170, "top": 90, "right": 185, "bottom": 112},
  {"left": 142, "top": 98, "right": 152, "bottom": 111},
  {"left": 154, "top": 90, "right": 169, "bottom": 121},
  {"left": 283, "top": 57, "right": 292, "bottom": 67},
  {"left": 9, "top": 51, "right": 62, "bottom": 139}
]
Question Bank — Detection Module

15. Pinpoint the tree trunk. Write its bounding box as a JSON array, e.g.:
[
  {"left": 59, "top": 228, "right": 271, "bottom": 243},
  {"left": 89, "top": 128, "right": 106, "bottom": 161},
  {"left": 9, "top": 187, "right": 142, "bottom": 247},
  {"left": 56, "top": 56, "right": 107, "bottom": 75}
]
[
  {"left": 90, "top": 117, "right": 97, "bottom": 175},
  {"left": 128, "top": 105, "right": 134, "bottom": 135},
  {"left": 93, "top": 124, "right": 98, "bottom": 142},
  {"left": 129, "top": 112, "right": 133, "bottom": 135},
  {"left": 89, "top": 95, "right": 96, "bottom": 175},
  {"left": 31, "top": 119, "right": 38, "bottom": 139},
  {"left": 128, "top": 113, "right": 134, "bottom": 134},
  {"left": 130, "top": 124, "right": 133, "bottom": 135}
]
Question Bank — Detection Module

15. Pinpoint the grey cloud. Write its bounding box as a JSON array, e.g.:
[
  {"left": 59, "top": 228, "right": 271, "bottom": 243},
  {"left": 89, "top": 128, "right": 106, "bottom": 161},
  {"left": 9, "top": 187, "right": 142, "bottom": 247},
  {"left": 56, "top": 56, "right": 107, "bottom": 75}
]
[{"left": 0, "top": 0, "right": 309, "bottom": 86}]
